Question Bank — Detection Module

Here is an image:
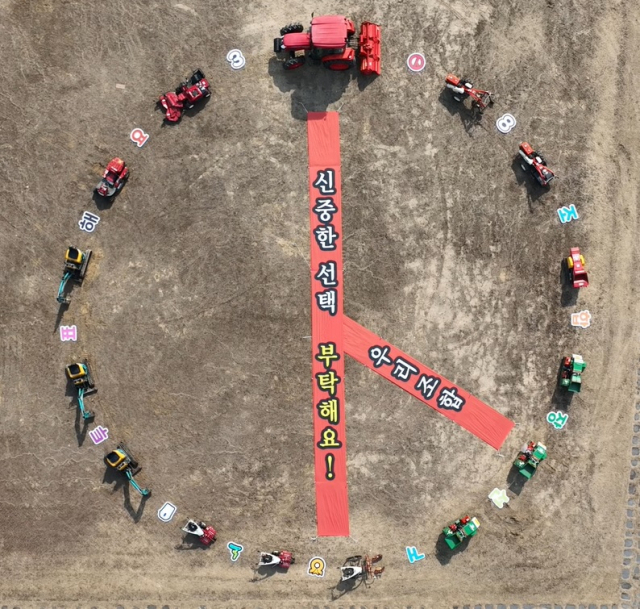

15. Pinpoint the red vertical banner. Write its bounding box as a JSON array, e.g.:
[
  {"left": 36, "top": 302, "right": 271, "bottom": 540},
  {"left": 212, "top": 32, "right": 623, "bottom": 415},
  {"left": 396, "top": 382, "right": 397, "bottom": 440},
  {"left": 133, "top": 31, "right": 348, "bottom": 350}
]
[{"left": 307, "top": 112, "right": 349, "bottom": 537}]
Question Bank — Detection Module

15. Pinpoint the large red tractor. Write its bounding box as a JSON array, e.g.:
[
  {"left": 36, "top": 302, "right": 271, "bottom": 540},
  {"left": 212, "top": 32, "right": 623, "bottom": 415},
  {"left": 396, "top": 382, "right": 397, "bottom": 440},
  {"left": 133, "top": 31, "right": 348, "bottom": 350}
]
[{"left": 273, "top": 15, "right": 381, "bottom": 75}]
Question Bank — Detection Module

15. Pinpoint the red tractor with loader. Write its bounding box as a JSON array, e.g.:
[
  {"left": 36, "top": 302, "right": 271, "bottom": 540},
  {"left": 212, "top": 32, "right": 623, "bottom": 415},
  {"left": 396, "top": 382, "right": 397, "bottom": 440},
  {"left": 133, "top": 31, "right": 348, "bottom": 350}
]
[
  {"left": 159, "top": 69, "right": 211, "bottom": 123},
  {"left": 445, "top": 74, "right": 494, "bottom": 112},
  {"left": 273, "top": 15, "right": 381, "bottom": 75},
  {"left": 518, "top": 142, "right": 555, "bottom": 187}
]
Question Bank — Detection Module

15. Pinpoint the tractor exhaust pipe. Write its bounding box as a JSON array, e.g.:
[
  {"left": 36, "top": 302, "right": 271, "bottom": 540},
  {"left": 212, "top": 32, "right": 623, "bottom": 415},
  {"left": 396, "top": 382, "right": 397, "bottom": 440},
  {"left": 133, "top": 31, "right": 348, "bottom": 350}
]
[
  {"left": 445, "top": 83, "right": 466, "bottom": 96},
  {"left": 519, "top": 149, "right": 534, "bottom": 165}
]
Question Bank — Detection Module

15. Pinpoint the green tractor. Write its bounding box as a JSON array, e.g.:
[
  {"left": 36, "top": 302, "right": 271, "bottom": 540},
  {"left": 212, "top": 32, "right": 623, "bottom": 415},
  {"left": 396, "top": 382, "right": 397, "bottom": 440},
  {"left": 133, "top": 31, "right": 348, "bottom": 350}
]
[
  {"left": 442, "top": 515, "right": 480, "bottom": 550},
  {"left": 559, "top": 354, "right": 586, "bottom": 393},
  {"left": 513, "top": 441, "right": 547, "bottom": 479}
]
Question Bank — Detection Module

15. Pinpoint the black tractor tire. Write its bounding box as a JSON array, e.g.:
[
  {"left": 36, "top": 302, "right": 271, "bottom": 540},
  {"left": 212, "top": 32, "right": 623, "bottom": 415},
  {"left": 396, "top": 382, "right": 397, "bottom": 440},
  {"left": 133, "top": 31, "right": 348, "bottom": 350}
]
[
  {"left": 130, "top": 459, "right": 139, "bottom": 469},
  {"left": 323, "top": 59, "right": 354, "bottom": 71},
  {"left": 280, "top": 23, "right": 304, "bottom": 35},
  {"left": 283, "top": 57, "right": 305, "bottom": 71}
]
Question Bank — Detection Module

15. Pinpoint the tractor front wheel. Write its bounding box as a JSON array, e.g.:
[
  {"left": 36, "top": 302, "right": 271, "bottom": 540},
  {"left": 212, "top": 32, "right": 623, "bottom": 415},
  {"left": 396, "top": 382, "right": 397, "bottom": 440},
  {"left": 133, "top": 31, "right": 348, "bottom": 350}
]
[
  {"left": 283, "top": 57, "right": 305, "bottom": 71},
  {"left": 324, "top": 59, "right": 354, "bottom": 71},
  {"left": 280, "top": 23, "right": 304, "bottom": 35}
]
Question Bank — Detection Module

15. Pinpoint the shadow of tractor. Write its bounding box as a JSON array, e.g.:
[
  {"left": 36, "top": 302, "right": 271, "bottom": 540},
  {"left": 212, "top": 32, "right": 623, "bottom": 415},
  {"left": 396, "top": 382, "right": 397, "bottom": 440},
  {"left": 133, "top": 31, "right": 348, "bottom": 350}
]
[{"left": 268, "top": 56, "right": 376, "bottom": 120}]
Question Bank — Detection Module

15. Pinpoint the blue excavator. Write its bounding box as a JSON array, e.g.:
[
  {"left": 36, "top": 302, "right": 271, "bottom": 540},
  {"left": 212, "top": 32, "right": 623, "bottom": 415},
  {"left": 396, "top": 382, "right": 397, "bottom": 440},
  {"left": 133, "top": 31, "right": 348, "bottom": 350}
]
[
  {"left": 65, "top": 360, "right": 97, "bottom": 421},
  {"left": 57, "top": 247, "right": 92, "bottom": 305}
]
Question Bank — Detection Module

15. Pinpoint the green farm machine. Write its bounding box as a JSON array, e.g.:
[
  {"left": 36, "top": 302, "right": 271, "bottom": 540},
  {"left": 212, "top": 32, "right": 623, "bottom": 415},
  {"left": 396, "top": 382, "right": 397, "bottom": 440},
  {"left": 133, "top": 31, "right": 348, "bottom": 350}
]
[
  {"left": 442, "top": 515, "right": 480, "bottom": 549},
  {"left": 559, "top": 354, "right": 586, "bottom": 393},
  {"left": 513, "top": 441, "right": 547, "bottom": 479}
]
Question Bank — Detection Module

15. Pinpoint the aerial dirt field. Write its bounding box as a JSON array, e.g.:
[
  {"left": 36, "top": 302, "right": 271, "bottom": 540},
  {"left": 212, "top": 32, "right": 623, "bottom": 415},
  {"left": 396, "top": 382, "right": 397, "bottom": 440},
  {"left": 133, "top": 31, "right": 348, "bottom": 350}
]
[{"left": 1, "top": 0, "right": 639, "bottom": 606}]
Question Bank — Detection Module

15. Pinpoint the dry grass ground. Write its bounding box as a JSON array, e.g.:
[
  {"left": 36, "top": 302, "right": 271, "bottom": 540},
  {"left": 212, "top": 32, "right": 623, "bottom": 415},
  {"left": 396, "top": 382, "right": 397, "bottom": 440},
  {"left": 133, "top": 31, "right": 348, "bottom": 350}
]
[{"left": 0, "top": 0, "right": 639, "bottom": 606}]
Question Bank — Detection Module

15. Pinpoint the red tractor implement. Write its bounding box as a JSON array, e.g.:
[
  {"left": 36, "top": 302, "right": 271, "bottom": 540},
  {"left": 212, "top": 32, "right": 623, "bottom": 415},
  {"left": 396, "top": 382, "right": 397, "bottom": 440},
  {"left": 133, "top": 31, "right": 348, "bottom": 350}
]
[
  {"left": 182, "top": 519, "right": 217, "bottom": 546},
  {"left": 159, "top": 69, "right": 210, "bottom": 123},
  {"left": 274, "top": 15, "right": 381, "bottom": 75},
  {"left": 258, "top": 550, "right": 295, "bottom": 569},
  {"left": 519, "top": 142, "right": 555, "bottom": 187},
  {"left": 445, "top": 74, "right": 493, "bottom": 111}
]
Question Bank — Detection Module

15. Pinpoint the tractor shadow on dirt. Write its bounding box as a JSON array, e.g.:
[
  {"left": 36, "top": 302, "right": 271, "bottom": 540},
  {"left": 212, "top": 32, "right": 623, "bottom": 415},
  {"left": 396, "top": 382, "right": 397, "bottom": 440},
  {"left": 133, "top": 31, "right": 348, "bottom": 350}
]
[
  {"left": 268, "top": 58, "right": 353, "bottom": 120},
  {"left": 175, "top": 536, "right": 209, "bottom": 552},
  {"left": 560, "top": 259, "right": 579, "bottom": 307},
  {"left": 250, "top": 564, "right": 290, "bottom": 582},
  {"left": 438, "top": 89, "right": 484, "bottom": 136},
  {"left": 102, "top": 466, "right": 148, "bottom": 522},
  {"left": 329, "top": 574, "right": 363, "bottom": 599},
  {"left": 510, "top": 157, "right": 551, "bottom": 209},
  {"left": 434, "top": 532, "right": 472, "bottom": 565},
  {"left": 506, "top": 464, "right": 527, "bottom": 496},
  {"left": 92, "top": 189, "right": 114, "bottom": 211}
]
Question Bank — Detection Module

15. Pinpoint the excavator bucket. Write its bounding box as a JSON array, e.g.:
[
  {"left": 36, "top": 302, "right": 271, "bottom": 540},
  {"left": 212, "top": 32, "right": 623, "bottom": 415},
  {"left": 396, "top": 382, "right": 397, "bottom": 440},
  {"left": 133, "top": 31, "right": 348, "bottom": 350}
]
[{"left": 358, "top": 22, "right": 381, "bottom": 76}]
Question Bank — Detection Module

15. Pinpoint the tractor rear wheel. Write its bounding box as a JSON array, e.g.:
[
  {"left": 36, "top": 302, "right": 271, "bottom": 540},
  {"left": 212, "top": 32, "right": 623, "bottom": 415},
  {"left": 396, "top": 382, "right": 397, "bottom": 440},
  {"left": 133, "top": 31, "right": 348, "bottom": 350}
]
[
  {"left": 324, "top": 59, "right": 354, "bottom": 71},
  {"left": 283, "top": 57, "right": 305, "bottom": 70},
  {"left": 280, "top": 23, "right": 304, "bottom": 35}
]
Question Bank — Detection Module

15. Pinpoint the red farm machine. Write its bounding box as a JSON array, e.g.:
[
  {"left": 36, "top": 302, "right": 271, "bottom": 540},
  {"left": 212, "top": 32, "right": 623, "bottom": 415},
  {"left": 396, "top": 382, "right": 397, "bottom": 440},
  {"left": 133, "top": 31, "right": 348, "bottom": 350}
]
[{"left": 273, "top": 15, "right": 381, "bottom": 75}]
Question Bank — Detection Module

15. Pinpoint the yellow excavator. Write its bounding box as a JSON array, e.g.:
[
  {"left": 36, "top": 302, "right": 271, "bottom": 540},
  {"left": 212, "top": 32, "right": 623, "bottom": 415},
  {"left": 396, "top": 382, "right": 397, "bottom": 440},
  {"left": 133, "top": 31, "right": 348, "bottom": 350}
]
[
  {"left": 57, "top": 247, "right": 91, "bottom": 305},
  {"left": 105, "top": 443, "right": 151, "bottom": 497}
]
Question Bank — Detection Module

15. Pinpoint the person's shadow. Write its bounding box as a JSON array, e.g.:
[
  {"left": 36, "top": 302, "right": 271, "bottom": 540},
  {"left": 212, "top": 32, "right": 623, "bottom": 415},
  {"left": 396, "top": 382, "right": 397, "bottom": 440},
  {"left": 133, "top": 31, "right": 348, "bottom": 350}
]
[
  {"left": 438, "top": 88, "right": 484, "bottom": 136},
  {"left": 269, "top": 57, "right": 369, "bottom": 120},
  {"left": 102, "top": 466, "right": 148, "bottom": 522}
]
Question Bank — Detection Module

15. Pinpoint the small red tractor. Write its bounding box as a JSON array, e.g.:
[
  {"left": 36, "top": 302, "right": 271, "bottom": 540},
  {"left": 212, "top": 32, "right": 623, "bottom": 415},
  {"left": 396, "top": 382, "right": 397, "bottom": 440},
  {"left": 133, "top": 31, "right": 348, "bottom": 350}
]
[
  {"left": 445, "top": 74, "right": 493, "bottom": 111},
  {"left": 258, "top": 550, "right": 295, "bottom": 569},
  {"left": 566, "top": 247, "right": 589, "bottom": 288},
  {"left": 518, "top": 142, "right": 555, "bottom": 187},
  {"left": 181, "top": 519, "right": 217, "bottom": 546},
  {"left": 159, "top": 69, "right": 210, "bottom": 123},
  {"left": 95, "top": 158, "right": 129, "bottom": 200},
  {"left": 273, "top": 15, "right": 381, "bottom": 75}
]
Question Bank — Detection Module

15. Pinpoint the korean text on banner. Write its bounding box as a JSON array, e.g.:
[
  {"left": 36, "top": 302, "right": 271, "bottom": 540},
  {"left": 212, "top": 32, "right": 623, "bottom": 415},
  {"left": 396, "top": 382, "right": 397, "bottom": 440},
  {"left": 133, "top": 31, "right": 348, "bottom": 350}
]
[
  {"left": 308, "top": 112, "right": 349, "bottom": 537},
  {"left": 343, "top": 316, "right": 514, "bottom": 450}
]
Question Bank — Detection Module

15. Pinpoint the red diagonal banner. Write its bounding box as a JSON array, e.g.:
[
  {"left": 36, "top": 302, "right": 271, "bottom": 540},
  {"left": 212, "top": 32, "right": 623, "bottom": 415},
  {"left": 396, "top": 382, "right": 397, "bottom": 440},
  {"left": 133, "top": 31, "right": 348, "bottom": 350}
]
[
  {"left": 308, "top": 112, "right": 349, "bottom": 537},
  {"left": 343, "top": 316, "right": 514, "bottom": 450}
]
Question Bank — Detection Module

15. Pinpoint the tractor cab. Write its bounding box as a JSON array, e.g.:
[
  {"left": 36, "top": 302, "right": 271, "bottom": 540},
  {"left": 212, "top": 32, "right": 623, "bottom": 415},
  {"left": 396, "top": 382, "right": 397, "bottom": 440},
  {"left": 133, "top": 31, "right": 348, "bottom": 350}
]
[
  {"left": 311, "top": 15, "right": 354, "bottom": 48},
  {"left": 105, "top": 448, "right": 128, "bottom": 470},
  {"left": 65, "top": 361, "right": 91, "bottom": 387},
  {"left": 65, "top": 247, "right": 83, "bottom": 265}
]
